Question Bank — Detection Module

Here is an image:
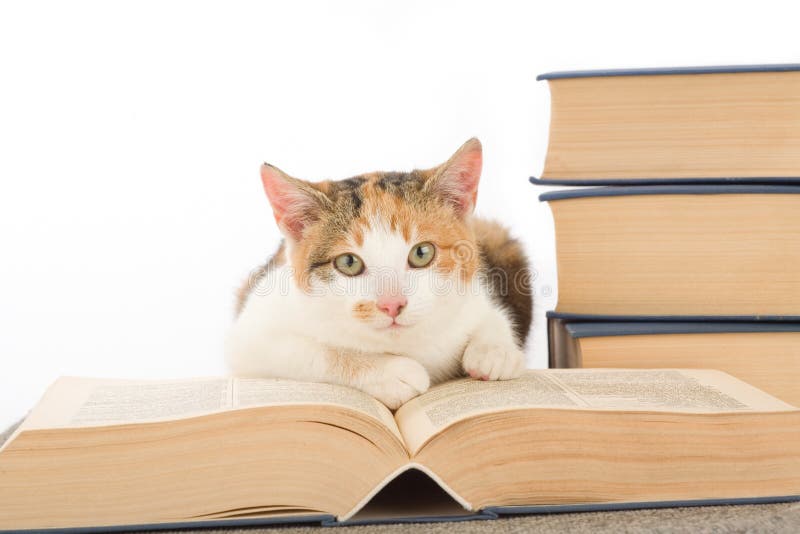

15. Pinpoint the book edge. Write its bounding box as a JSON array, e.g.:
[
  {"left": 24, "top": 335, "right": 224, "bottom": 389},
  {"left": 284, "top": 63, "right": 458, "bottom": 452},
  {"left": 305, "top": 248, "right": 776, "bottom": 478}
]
[
  {"left": 8, "top": 495, "right": 799, "bottom": 532},
  {"left": 538, "top": 184, "right": 800, "bottom": 202},
  {"left": 331, "top": 511, "right": 494, "bottom": 526},
  {"left": 536, "top": 63, "right": 800, "bottom": 81},
  {"left": 564, "top": 321, "right": 800, "bottom": 338},
  {"left": 546, "top": 311, "right": 800, "bottom": 322},
  {"left": 0, "top": 514, "right": 334, "bottom": 534},
  {"left": 530, "top": 176, "right": 800, "bottom": 186}
]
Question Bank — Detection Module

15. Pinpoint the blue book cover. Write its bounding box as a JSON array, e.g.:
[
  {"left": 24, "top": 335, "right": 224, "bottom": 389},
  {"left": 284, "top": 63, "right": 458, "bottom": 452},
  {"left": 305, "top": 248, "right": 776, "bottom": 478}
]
[{"left": 9, "top": 495, "right": 800, "bottom": 533}]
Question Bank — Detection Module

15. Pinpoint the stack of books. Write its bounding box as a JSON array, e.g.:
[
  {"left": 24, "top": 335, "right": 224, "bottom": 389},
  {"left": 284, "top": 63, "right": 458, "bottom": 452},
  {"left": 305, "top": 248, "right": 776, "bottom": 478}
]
[{"left": 534, "top": 64, "right": 800, "bottom": 407}]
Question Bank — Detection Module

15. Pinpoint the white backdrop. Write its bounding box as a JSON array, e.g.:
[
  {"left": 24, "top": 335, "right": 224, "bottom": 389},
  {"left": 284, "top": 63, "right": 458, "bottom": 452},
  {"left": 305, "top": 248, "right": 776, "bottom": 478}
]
[{"left": 2, "top": 0, "right": 799, "bottom": 430}]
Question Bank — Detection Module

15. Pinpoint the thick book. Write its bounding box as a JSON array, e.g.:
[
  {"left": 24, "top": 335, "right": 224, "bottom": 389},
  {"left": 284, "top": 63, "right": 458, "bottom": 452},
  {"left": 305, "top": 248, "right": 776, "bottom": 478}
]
[
  {"left": 548, "top": 318, "right": 800, "bottom": 407},
  {"left": 531, "top": 63, "right": 800, "bottom": 185},
  {"left": 541, "top": 185, "right": 800, "bottom": 318},
  {"left": 1, "top": 370, "right": 799, "bottom": 532}
]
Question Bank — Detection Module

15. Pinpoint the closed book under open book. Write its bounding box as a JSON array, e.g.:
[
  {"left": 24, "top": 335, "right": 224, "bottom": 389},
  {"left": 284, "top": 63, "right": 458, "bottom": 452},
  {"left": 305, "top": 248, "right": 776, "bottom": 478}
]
[
  {"left": 542, "top": 185, "right": 800, "bottom": 319},
  {"left": 548, "top": 319, "right": 800, "bottom": 407},
  {"left": 532, "top": 64, "right": 800, "bottom": 185},
  {"left": 1, "top": 370, "right": 799, "bottom": 532}
]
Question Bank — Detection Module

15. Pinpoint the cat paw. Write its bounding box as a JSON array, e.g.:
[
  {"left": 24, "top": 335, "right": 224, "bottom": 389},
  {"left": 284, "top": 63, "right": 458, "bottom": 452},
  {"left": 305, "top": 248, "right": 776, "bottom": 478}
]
[
  {"left": 363, "top": 357, "right": 430, "bottom": 410},
  {"left": 462, "top": 340, "right": 525, "bottom": 381}
]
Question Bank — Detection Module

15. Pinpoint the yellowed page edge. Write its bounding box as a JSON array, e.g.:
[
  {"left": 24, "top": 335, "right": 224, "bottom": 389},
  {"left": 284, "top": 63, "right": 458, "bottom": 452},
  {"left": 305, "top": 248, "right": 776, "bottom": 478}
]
[{"left": 4, "top": 376, "right": 400, "bottom": 445}]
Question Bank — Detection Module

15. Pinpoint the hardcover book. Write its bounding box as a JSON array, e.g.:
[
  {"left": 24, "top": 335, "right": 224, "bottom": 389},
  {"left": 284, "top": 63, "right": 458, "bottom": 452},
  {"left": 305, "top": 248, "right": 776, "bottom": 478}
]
[
  {"left": 548, "top": 318, "right": 800, "bottom": 406},
  {"left": 541, "top": 185, "right": 800, "bottom": 318},
  {"left": 532, "top": 64, "right": 800, "bottom": 184},
  {"left": 1, "top": 370, "right": 799, "bottom": 532}
]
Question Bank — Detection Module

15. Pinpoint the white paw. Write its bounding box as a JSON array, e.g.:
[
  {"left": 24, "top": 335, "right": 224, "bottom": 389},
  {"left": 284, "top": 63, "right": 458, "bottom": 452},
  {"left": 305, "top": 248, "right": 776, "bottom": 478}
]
[
  {"left": 462, "top": 340, "right": 525, "bottom": 381},
  {"left": 363, "top": 357, "right": 431, "bottom": 410}
]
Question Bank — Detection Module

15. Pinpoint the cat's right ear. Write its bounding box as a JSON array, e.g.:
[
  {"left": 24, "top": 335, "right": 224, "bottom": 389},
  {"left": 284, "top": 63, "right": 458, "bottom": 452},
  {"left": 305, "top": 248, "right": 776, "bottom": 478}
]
[{"left": 260, "top": 164, "right": 329, "bottom": 241}]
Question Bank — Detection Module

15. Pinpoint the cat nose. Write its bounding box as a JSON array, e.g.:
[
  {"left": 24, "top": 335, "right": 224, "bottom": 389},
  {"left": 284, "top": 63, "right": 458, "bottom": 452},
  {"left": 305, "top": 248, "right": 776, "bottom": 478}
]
[{"left": 376, "top": 295, "right": 407, "bottom": 318}]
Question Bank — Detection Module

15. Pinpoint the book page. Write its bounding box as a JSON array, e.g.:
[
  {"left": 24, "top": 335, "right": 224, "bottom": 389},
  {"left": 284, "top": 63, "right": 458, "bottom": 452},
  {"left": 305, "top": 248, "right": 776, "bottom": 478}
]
[
  {"left": 15, "top": 376, "right": 397, "bottom": 438},
  {"left": 15, "top": 377, "right": 232, "bottom": 432},
  {"left": 232, "top": 378, "right": 399, "bottom": 437},
  {"left": 395, "top": 369, "right": 796, "bottom": 455}
]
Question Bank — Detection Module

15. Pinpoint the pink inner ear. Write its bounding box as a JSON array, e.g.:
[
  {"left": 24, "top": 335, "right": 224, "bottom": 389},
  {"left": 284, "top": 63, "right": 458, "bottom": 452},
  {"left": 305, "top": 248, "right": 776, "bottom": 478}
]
[
  {"left": 260, "top": 164, "right": 313, "bottom": 239},
  {"left": 441, "top": 142, "right": 482, "bottom": 215},
  {"left": 260, "top": 165, "right": 290, "bottom": 222}
]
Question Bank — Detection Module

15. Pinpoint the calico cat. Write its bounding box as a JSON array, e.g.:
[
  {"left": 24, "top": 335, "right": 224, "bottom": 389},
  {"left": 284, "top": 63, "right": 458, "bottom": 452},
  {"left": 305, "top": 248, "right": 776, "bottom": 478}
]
[{"left": 226, "top": 138, "right": 532, "bottom": 409}]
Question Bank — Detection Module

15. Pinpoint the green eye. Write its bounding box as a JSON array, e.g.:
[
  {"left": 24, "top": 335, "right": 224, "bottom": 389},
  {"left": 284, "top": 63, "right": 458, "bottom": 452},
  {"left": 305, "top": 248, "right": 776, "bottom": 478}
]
[
  {"left": 333, "top": 253, "right": 365, "bottom": 276},
  {"left": 408, "top": 242, "right": 435, "bottom": 268}
]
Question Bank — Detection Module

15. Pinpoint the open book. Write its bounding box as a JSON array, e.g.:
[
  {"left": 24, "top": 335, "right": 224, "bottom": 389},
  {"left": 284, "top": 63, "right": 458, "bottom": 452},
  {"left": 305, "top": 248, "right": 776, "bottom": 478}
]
[{"left": 1, "top": 370, "right": 799, "bottom": 531}]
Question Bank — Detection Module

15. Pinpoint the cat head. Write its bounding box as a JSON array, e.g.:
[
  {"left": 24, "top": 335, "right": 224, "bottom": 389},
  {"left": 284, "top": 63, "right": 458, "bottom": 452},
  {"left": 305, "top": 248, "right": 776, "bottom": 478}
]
[{"left": 260, "top": 138, "right": 483, "bottom": 333}]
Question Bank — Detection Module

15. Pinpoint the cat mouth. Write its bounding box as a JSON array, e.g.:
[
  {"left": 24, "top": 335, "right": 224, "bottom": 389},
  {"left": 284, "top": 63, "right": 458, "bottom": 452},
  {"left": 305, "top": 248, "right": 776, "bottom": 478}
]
[{"left": 380, "top": 319, "right": 410, "bottom": 330}]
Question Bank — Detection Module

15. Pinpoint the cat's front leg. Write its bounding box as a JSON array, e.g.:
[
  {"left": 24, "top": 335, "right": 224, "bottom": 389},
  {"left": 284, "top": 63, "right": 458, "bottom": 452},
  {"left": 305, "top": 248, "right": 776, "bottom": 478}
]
[
  {"left": 462, "top": 307, "right": 526, "bottom": 381},
  {"left": 330, "top": 349, "right": 431, "bottom": 410},
  {"left": 226, "top": 330, "right": 429, "bottom": 409}
]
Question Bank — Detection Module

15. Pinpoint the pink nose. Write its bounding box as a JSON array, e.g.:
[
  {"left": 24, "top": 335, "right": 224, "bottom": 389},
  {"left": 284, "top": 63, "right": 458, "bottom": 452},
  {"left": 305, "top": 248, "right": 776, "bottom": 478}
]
[{"left": 376, "top": 295, "right": 407, "bottom": 318}]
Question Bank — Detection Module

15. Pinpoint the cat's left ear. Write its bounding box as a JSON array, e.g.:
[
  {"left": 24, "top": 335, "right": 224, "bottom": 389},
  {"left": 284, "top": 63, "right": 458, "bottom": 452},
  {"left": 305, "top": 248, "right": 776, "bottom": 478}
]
[{"left": 426, "top": 138, "right": 482, "bottom": 217}]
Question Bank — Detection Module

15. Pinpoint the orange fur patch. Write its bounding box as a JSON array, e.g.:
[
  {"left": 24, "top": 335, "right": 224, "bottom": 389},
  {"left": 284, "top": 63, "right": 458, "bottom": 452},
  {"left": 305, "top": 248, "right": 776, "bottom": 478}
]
[
  {"left": 354, "top": 177, "right": 479, "bottom": 281},
  {"left": 325, "top": 348, "right": 375, "bottom": 383},
  {"left": 414, "top": 204, "right": 479, "bottom": 282},
  {"left": 351, "top": 225, "right": 364, "bottom": 247},
  {"left": 352, "top": 300, "right": 377, "bottom": 321}
]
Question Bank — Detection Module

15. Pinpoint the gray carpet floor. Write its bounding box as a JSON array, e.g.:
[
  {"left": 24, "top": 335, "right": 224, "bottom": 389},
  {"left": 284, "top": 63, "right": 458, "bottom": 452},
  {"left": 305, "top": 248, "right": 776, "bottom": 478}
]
[{"left": 3, "top": 420, "right": 799, "bottom": 533}]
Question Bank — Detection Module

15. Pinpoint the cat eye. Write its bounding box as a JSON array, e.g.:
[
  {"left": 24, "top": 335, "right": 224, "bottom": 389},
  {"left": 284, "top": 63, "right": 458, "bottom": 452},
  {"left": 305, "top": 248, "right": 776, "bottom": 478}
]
[
  {"left": 408, "top": 242, "right": 436, "bottom": 268},
  {"left": 333, "top": 253, "right": 365, "bottom": 276}
]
